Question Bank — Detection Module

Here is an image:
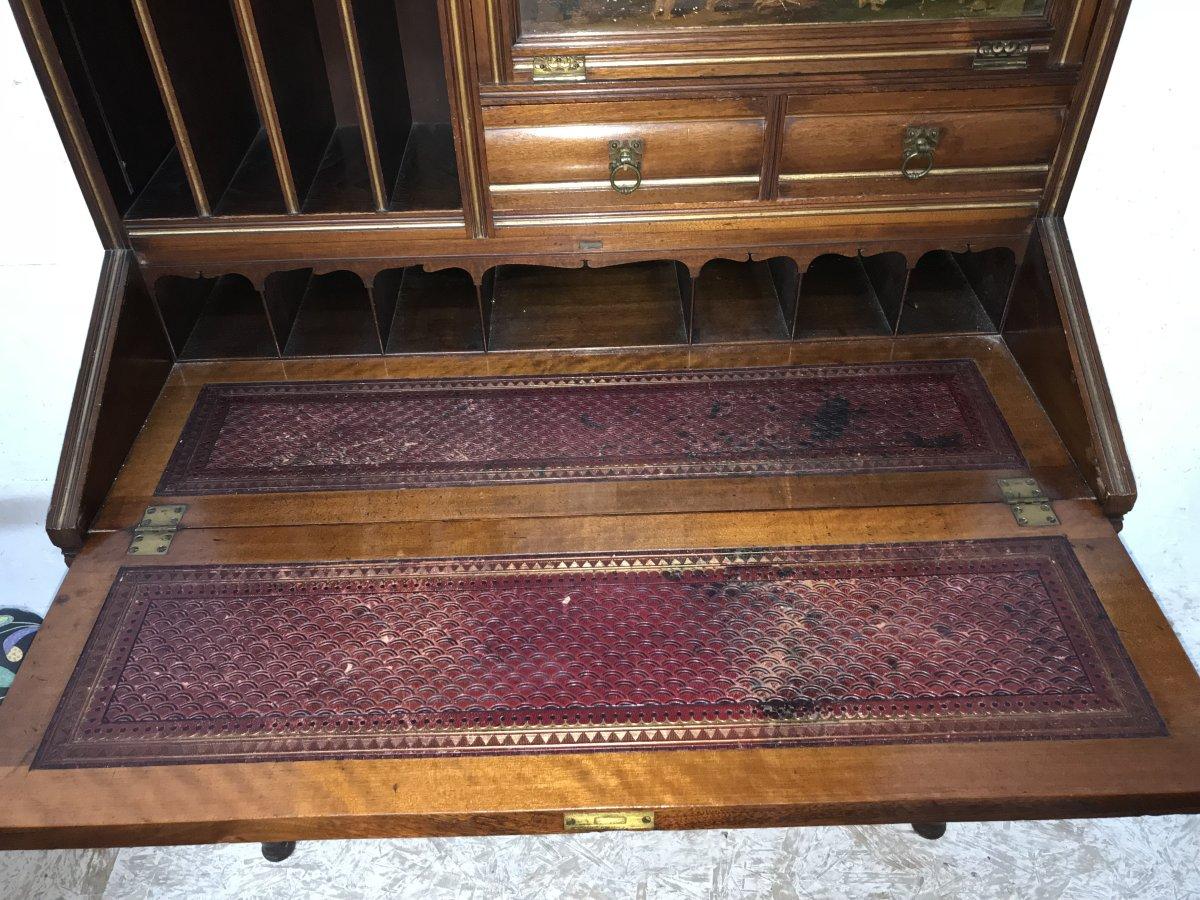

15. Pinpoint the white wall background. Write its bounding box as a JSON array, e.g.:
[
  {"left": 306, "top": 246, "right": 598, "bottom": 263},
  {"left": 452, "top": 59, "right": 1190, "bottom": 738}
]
[{"left": 0, "top": 5, "right": 1198, "bottom": 897}]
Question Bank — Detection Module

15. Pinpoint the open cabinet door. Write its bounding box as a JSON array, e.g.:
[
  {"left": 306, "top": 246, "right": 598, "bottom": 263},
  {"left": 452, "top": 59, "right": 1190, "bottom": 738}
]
[{"left": 1, "top": 495, "right": 1198, "bottom": 848}]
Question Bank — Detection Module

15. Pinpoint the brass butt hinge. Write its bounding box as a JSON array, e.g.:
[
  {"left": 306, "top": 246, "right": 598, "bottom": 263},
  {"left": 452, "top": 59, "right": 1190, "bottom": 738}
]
[
  {"left": 973, "top": 39, "right": 1032, "bottom": 70},
  {"left": 998, "top": 478, "right": 1058, "bottom": 528},
  {"left": 564, "top": 810, "right": 655, "bottom": 832},
  {"left": 531, "top": 55, "right": 586, "bottom": 82},
  {"left": 129, "top": 504, "right": 187, "bottom": 556}
]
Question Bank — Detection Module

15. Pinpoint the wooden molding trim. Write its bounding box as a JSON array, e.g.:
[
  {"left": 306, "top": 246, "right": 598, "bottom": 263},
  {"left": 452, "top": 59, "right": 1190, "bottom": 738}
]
[
  {"left": 1043, "top": 0, "right": 1131, "bottom": 214},
  {"left": 491, "top": 175, "right": 760, "bottom": 193},
  {"left": 47, "top": 252, "right": 130, "bottom": 552},
  {"left": 229, "top": 0, "right": 300, "bottom": 213},
  {"left": 47, "top": 251, "right": 174, "bottom": 553},
  {"left": 130, "top": 0, "right": 212, "bottom": 216},
  {"left": 335, "top": 0, "right": 390, "bottom": 212},
  {"left": 127, "top": 216, "right": 468, "bottom": 237},
  {"left": 9, "top": 0, "right": 126, "bottom": 247},
  {"left": 494, "top": 199, "right": 1039, "bottom": 228},
  {"left": 1039, "top": 216, "right": 1136, "bottom": 516},
  {"left": 779, "top": 165, "right": 1050, "bottom": 183},
  {"left": 443, "top": 0, "right": 492, "bottom": 238},
  {"left": 511, "top": 43, "right": 1052, "bottom": 73}
]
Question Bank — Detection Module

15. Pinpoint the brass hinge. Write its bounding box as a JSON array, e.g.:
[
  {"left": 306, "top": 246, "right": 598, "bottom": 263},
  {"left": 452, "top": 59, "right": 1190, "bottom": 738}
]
[
  {"left": 564, "top": 810, "right": 655, "bottom": 832},
  {"left": 998, "top": 478, "right": 1058, "bottom": 528},
  {"left": 531, "top": 55, "right": 586, "bottom": 82},
  {"left": 973, "top": 39, "right": 1032, "bottom": 70},
  {"left": 128, "top": 504, "right": 187, "bottom": 556}
]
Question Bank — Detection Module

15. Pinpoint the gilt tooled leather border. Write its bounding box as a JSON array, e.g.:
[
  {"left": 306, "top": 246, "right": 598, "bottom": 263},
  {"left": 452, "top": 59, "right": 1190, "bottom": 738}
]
[
  {"left": 156, "top": 360, "right": 1025, "bottom": 495},
  {"left": 35, "top": 538, "right": 1164, "bottom": 769}
]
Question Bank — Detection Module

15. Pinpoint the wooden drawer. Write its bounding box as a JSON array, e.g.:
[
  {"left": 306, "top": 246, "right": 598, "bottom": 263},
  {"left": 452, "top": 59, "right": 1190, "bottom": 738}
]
[
  {"left": 779, "top": 88, "right": 1070, "bottom": 205},
  {"left": 484, "top": 99, "right": 766, "bottom": 213}
]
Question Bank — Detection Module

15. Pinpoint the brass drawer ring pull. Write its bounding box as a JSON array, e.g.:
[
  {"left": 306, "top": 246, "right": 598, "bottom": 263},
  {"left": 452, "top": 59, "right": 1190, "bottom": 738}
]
[
  {"left": 901, "top": 126, "right": 942, "bottom": 181},
  {"left": 609, "top": 138, "right": 644, "bottom": 194}
]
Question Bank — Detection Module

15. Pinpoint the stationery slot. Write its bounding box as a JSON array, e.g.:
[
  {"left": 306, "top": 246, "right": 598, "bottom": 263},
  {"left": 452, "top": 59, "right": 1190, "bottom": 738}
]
[
  {"left": 691, "top": 259, "right": 795, "bottom": 344},
  {"left": 796, "top": 253, "right": 905, "bottom": 339},
  {"left": 898, "top": 250, "right": 1013, "bottom": 335},
  {"left": 486, "top": 262, "right": 689, "bottom": 351},
  {"left": 954, "top": 247, "right": 1019, "bottom": 329},
  {"left": 347, "top": 0, "right": 460, "bottom": 211},
  {"left": 376, "top": 268, "right": 485, "bottom": 354},
  {"left": 232, "top": 0, "right": 374, "bottom": 214},
  {"left": 40, "top": 0, "right": 181, "bottom": 218},
  {"left": 282, "top": 270, "right": 383, "bottom": 357},
  {"left": 132, "top": 0, "right": 284, "bottom": 217},
  {"left": 153, "top": 275, "right": 277, "bottom": 360}
]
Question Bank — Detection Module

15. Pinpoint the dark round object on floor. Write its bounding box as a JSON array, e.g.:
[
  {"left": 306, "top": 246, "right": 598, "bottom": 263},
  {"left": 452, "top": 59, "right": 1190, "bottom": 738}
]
[
  {"left": 261, "top": 841, "right": 296, "bottom": 862},
  {"left": 912, "top": 822, "right": 948, "bottom": 840}
]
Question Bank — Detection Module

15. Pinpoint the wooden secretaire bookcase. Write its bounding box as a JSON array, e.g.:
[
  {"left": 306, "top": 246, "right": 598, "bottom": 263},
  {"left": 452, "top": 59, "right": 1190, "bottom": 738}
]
[{"left": 3, "top": 0, "right": 1198, "bottom": 858}]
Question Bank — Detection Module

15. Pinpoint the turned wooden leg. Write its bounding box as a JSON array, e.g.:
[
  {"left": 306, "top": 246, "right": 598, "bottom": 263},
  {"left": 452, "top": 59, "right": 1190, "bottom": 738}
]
[
  {"left": 911, "top": 822, "right": 947, "bottom": 840},
  {"left": 261, "top": 841, "right": 296, "bottom": 862}
]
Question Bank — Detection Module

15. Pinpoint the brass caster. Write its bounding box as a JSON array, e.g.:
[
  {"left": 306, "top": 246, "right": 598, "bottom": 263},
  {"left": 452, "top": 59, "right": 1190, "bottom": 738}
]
[
  {"left": 911, "top": 822, "right": 947, "bottom": 840},
  {"left": 261, "top": 841, "right": 296, "bottom": 862}
]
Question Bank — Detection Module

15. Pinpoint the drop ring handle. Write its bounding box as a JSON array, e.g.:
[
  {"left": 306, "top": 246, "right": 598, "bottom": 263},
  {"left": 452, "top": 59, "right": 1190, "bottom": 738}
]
[
  {"left": 901, "top": 126, "right": 942, "bottom": 181},
  {"left": 609, "top": 139, "right": 644, "bottom": 195}
]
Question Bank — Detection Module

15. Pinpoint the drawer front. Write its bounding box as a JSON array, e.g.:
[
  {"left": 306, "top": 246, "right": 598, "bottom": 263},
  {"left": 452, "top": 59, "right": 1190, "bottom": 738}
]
[
  {"left": 779, "top": 91, "right": 1068, "bottom": 204},
  {"left": 484, "top": 99, "right": 766, "bottom": 213}
]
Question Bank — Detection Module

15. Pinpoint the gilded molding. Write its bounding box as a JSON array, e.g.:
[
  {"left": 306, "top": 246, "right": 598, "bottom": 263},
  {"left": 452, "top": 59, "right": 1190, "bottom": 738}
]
[
  {"left": 780, "top": 164, "right": 1051, "bottom": 182},
  {"left": 444, "top": 0, "right": 490, "bottom": 237},
  {"left": 130, "top": 0, "right": 211, "bottom": 216},
  {"left": 128, "top": 217, "right": 468, "bottom": 237},
  {"left": 336, "top": 0, "right": 389, "bottom": 211},
  {"left": 15, "top": 0, "right": 125, "bottom": 246},
  {"left": 513, "top": 43, "right": 1051, "bottom": 73},
  {"left": 491, "top": 175, "right": 759, "bottom": 193},
  {"left": 495, "top": 199, "right": 1039, "bottom": 228},
  {"left": 230, "top": 0, "right": 299, "bottom": 213}
]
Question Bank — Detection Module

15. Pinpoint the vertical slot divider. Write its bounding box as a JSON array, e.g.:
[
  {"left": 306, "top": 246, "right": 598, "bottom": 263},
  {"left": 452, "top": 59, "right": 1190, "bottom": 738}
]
[
  {"left": 230, "top": 0, "right": 301, "bottom": 213},
  {"left": 335, "top": 0, "right": 389, "bottom": 212},
  {"left": 129, "top": 0, "right": 211, "bottom": 216},
  {"left": 940, "top": 251, "right": 997, "bottom": 333},
  {"left": 853, "top": 255, "right": 886, "bottom": 325},
  {"left": 956, "top": 249, "right": 1018, "bottom": 330},
  {"left": 263, "top": 268, "right": 315, "bottom": 354},
  {"left": 151, "top": 277, "right": 211, "bottom": 357},
  {"left": 767, "top": 257, "right": 802, "bottom": 340},
  {"left": 147, "top": 286, "right": 180, "bottom": 363},
  {"left": 254, "top": 283, "right": 284, "bottom": 359},
  {"left": 478, "top": 269, "right": 497, "bottom": 352},
  {"left": 787, "top": 268, "right": 806, "bottom": 340},
  {"left": 675, "top": 262, "right": 696, "bottom": 344},
  {"left": 364, "top": 271, "right": 386, "bottom": 354},
  {"left": 860, "top": 253, "right": 910, "bottom": 334},
  {"left": 373, "top": 268, "right": 406, "bottom": 352},
  {"left": 892, "top": 262, "right": 917, "bottom": 336}
]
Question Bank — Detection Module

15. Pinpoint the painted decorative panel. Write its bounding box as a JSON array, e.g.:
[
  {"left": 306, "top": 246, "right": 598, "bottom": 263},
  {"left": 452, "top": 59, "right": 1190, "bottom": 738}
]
[{"left": 519, "top": 0, "right": 1048, "bottom": 35}]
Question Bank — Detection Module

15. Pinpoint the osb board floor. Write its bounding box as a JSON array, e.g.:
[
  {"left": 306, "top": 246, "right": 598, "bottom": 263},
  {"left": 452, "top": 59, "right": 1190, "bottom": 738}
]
[
  {"left": 94, "top": 335, "right": 1089, "bottom": 532},
  {"left": 5, "top": 816, "right": 1199, "bottom": 899}
]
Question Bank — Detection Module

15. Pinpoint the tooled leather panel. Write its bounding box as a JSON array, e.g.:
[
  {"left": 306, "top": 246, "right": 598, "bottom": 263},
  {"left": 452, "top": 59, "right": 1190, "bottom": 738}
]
[
  {"left": 36, "top": 538, "right": 1163, "bottom": 768},
  {"left": 156, "top": 361, "right": 1025, "bottom": 495}
]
